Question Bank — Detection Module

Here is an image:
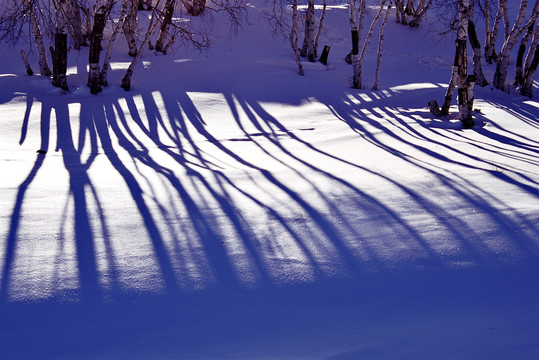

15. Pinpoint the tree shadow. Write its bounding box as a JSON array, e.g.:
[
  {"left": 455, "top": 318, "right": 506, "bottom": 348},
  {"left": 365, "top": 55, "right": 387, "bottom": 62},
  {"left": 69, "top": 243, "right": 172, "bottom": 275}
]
[{"left": 1, "top": 61, "right": 539, "bottom": 359}]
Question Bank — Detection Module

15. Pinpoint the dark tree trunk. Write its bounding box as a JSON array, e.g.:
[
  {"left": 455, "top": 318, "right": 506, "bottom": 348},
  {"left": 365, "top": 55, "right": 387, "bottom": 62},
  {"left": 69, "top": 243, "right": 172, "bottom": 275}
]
[
  {"left": 441, "top": 43, "right": 459, "bottom": 116},
  {"left": 88, "top": 11, "right": 108, "bottom": 94},
  {"left": 514, "top": 22, "right": 535, "bottom": 86},
  {"left": 54, "top": 32, "right": 69, "bottom": 90},
  {"left": 468, "top": 21, "right": 489, "bottom": 86},
  {"left": 52, "top": 0, "right": 69, "bottom": 91},
  {"left": 521, "top": 45, "right": 539, "bottom": 97},
  {"left": 124, "top": 0, "right": 138, "bottom": 57},
  {"left": 20, "top": 50, "right": 34, "bottom": 75},
  {"left": 156, "top": 0, "right": 175, "bottom": 52}
]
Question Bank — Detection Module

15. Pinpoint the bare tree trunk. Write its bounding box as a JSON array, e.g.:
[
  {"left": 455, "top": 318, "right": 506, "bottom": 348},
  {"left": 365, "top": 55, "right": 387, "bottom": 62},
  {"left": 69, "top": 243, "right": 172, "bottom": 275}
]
[
  {"left": 468, "top": 20, "right": 488, "bottom": 86},
  {"left": 373, "top": 1, "right": 390, "bottom": 90},
  {"left": 405, "top": 0, "right": 414, "bottom": 15},
  {"left": 349, "top": 0, "right": 359, "bottom": 85},
  {"left": 514, "top": 21, "right": 536, "bottom": 86},
  {"left": 301, "top": 0, "right": 316, "bottom": 62},
  {"left": 290, "top": 0, "right": 304, "bottom": 75},
  {"left": 122, "top": 9, "right": 161, "bottom": 90},
  {"left": 502, "top": 0, "right": 510, "bottom": 40},
  {"left": 20, "top": 50, "right": 33, "bottom": 75},
  {"left": 156, "top": 0, "right": 175, "bottom": 53},
  {"left": 485, "top": 0, "right": 503, "bottom": 63},
  {"left": 124, "top": 0, "right": 139, "bottom": 57},
  {"left": 355, "top": 0, "right": 385, "bottom": 89},
  {"left": 349, "top": 0, "right": 366, "bottom": 88},
  {"left": 66, "top": 0, "right": 85, "bottom": 49},
  {"left": 88, "top": 0, "right": 111, "bottom": 94},
  {"left": 477, "top": 0, "right": 490, "bottom": 51},
  {"left": 26, "top": 0, "right": 51, "bottom": 76},
  {"left": 523, "top": 22, "right": 539, "bottom": 77},
  {"left": 83, "top": 7, "right": 92, "bottom": 42},
  {"left": 409, "top": 0, "right": 433, "bottom": 28},
  {"left": 457, "top": 0, "right": 474, "bottom": 128},
  {"left": 493, "top": 0, "right": 539, "bottom": 91},
  {"left": 314, "top": 0, "right": 327, "bottom": 59},
  {"left": 52, "top": 0, "right": 69, "bottom": 90},
  {"left": 394, "top": 0, "right": 407, "bottom": 25},
  {"left": 441, "top": 51, "right": 459, "bottom": 116},
  {"left": 101, "top": 0, "right": 129, "bottom": 87},
  {"left": 520, "top": 40, "right": 539, "bottom": 97}
]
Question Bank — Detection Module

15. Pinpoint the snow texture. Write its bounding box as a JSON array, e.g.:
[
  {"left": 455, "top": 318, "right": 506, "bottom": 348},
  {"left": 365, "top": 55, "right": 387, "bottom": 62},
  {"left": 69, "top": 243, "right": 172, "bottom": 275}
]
[{"left": 0, "top": 3, "right": 538, "bottom": 359}]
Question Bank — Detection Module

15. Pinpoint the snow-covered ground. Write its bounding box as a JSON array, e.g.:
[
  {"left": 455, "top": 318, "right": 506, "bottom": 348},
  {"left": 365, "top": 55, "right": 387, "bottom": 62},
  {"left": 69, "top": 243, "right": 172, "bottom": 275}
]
[{"left": 1, "top": 3, "right": 538, "bottom": 359}]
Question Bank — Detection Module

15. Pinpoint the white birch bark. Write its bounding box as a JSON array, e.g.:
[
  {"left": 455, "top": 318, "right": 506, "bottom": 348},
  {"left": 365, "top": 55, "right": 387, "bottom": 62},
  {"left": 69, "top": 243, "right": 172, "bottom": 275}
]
[
  {"left": 493, "top": 0, "right": 539, "bottom": 90},
  {"left": 393, "top": 0, "right": 407, "bottom": 25},
  {"left": 314, "top": 0, "right": 327, "bottom": 59},
  {"left": 121, "top": 8, "right": 161, "bottom": 90},
  {"left": 457, "top": 0, "right": 474, "bottom": 128},
  {"left": 349, "top": 0, "right": 366, "bottom": 88},
  {"left": 88, "top": 0, "right": 113, "bottom": 94},
  {"left": 300, "top": 0, "right": 316, "bottom": 62},
  {"left": 124, "top": 0, "right": 139, "bottom": 56},
  {"left": 478, "top": 0, "right": 490, "bottom": 43},
  {"left": 355, "top": 0, "right": 384, "bottom": 89},
  {"left": 290, "top": 0, "right": 304, "bottom": 76},
  {"left": 26, "top": 0, "right": 51, "bottom": 76},
  {"left": 373, "top": 1, "right": 390, "bottom": 90},
  {"left": 485, "top": 0, "right": 503, "bottom": 63},
  {"left": 101, "top": 0, "right": 129, "bottom": 87}
]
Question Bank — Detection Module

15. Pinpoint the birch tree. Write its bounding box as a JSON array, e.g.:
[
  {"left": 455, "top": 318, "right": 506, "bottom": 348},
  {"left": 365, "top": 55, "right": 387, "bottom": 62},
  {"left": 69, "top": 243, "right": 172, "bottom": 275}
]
[
  {"left": 155, "top": 0, "right": 175, "bottom": 52},
  {"left": 52, "top": 0, "right": 69, "bottom": 90},
  {"left": 408, "top": 0, "right": 434, "bottom": 28},
  {"left": 66, "top": 0, "right": 86, "bottom": 49},
  {"left": 493, "top": 0, "right": 539, "bottom": 91},
  {"left": 290, "top": 0, "right": 304, "bottom": 75},
  {"left": 354, "top": 0, "right": 386, "bottom": 88},
  {"left": 479, "top": 0, "right": 503, "bottom": 64},
  {"left": 26, "top": 0, "right": 52, "bottom": 76},
  {"left": 348, "top": 0, "right": 366, "bottom": 88},
  {"left": 467, "top": 1, "right": 488, "bottom": 87},
  {"left": 124, "top": 0, "right": 139, "bottom": 56},
  {"left": 373, "top": 0, "right": 391, "bottom": 90},
  {"left": 393, "top": 0, "right": 407, "bottom": 25},
  {"left": 101, "top": 0, "right": 129, "bottom": 86},
  {"left": 300, "top": 0, "right": 317, "bottom": 62},
  {"left": 121, "top": 7, "right": 161, "bottom": 90},
  {"left": 438, "top": 0, "right": 474, "bottom": 128},
  {"left": 514, "top": 20, "right": 536, "bottom": 86},
  {"left": 88, "top": 0, "right": 113, "bottom": 94},
  {"left": 520, "top": 23, "right": 539, "bottom": 96},
  {"left": 313, "top": 0, "right": 327, "bottom": 58},
  {"left": 456, "top": 0, "right": 474, "bottom": 128}
]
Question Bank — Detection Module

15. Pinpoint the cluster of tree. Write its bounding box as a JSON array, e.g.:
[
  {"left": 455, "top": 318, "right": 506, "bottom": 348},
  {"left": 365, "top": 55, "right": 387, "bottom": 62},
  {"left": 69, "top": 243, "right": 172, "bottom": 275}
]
[
  {"left": 284, "top": 0, "right": 539, "bottom": 128},
  {"left": 427, "top": 0, "right": 539, "bottom": 128},
  {"left": 0, "top": 0, "right": 245, "bottom": 93},
  {"left": 1, "top": 0, "right": 538, "bottom": 113}
]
